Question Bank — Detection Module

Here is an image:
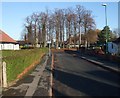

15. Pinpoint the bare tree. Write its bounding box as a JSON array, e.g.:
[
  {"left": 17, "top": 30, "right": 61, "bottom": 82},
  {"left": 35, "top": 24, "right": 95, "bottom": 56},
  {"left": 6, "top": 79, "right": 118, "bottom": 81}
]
[
  {"left": 72, "top": 13, "right": 77, "bottom": 48},
  {"left": 54, "top": 9, "right": 60, "bottom": 49},
  {"left": 47, "top": 13, "right": 55, "bottom": 47},
  {"left": 76, "top": 5, "right": 85, "bottom": 47},
  {"left": 83, "top": 10, "right": 96, "bottom": 47},
  {"left": 65, "top": 8, "right": 74, "bottom": 48},
  {"left": 31, "top": 13, "right": 39, "bottom": 47},
  {"left": 37, "top": 13, "right": 43, "bottom": 47},
  {"left": 41, "top": 12, "right": 48, "bottom": 47},
  {"left": 62, "top": 9, "right": 66, "bottom": 48},
  {"left": 25, "top": 16, "right": 34, "bottom": 46},
  {"left": 22, "top": 4, "right": 96, "bottom": 49}
]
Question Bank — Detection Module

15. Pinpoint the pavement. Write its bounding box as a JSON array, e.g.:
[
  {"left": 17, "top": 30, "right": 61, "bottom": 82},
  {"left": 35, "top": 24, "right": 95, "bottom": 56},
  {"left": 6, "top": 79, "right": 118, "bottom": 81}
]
[
  {"left": 1, "top": 54, "right": 52, "bottom": 97},
  {"left": 79, "top": 55, "right": 120, "bottom": 74},
  {"left": 65, "top": 50, "right": 120, "bottom": 74}
]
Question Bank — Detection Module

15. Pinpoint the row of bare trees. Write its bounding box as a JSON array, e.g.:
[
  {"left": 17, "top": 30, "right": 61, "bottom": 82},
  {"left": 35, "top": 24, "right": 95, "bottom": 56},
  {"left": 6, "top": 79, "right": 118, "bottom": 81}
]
[{"left": 22, "top": 5, "right": 96, "bottom": 49}]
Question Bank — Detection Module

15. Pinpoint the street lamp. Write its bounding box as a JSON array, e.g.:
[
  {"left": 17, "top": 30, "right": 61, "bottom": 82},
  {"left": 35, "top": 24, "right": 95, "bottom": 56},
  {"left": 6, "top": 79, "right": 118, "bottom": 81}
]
[{"left": 102, "top": 3, "right": 108, "bottom": 54}]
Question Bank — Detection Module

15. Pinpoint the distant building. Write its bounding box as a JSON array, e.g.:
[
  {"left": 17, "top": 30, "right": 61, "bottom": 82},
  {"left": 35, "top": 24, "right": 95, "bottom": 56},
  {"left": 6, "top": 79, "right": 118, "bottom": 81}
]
[{"left": 0, "top": 30, "right": 19, "bottom": 50}]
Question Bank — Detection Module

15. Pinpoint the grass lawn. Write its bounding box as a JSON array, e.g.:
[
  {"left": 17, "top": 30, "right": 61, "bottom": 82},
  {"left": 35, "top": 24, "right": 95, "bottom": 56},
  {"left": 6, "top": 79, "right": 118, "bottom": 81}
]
[{"left": 2, "top": 48, "right": 48, "bottom": 83}]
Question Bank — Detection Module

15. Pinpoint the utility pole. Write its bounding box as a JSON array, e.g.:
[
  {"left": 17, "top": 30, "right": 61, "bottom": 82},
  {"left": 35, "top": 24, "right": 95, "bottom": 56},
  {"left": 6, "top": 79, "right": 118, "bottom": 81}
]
[{"left": 102, "top": 4, "right": 108, "bottom": 54}]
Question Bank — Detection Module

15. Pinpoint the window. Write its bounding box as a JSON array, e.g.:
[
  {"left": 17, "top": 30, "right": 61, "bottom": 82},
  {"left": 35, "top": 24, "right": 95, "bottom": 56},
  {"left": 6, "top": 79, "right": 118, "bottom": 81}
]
[{"left": 112, "top": 44, "right": 114, "bottom": 49}]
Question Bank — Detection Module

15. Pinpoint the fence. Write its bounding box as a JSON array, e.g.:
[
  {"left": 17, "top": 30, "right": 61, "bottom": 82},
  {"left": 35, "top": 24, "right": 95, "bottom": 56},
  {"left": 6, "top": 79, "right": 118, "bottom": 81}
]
[{"left": 0, "top": 61, "right": 7, "bottom": 89}]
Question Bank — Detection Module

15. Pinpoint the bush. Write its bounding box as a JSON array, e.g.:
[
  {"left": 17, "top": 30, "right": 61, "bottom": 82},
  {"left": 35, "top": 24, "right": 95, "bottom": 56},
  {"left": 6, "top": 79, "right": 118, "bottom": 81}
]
[{"left": 21, "top": 45, "right": 34, "bottom": 49}]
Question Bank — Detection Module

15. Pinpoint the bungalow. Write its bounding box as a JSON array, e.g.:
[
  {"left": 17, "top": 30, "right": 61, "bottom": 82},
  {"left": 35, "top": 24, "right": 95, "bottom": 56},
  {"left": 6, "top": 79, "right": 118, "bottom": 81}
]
[
  {"left": 0, "top": 30, "right": 19, "bottom": 50},
  {"left": 108, "top": 37, "right": 120, "bottom": 55}
]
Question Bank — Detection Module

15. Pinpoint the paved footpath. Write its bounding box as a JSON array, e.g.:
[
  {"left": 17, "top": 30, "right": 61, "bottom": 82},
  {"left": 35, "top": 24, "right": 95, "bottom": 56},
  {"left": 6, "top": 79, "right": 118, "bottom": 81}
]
[
  {"left": 65, "top": 50, "right": 120, "bottom": 74},
  {"left": 77, "top": 52, "right": 120, "bottom": 74},
  {"left": 2, "top": 54, "right": 52, "bottom": 97}
]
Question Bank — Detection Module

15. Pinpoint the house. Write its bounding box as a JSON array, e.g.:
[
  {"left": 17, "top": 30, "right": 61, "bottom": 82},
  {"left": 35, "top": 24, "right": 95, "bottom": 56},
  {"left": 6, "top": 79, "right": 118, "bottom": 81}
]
[
  {"left": 108, "top": 42, "right": 118, "bottom": 55},
  {"left": 108, "top": 37, "right": 120, "bottom": 55},
  {"left": 113, "top": 37, "right": 120, "bottom": 54},
  {"left": 0, "top": 30, "right": 19, "bottom": 50}
]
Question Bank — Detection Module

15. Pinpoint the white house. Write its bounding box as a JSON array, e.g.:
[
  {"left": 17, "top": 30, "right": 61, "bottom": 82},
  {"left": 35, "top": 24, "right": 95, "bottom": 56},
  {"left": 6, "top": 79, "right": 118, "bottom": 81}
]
[
  {"left": 108, "top": 42, "right": 118, "bottom": 55},
  {"left": 0, "top": 30, "right": 19, "bottom": 50},
  {"left": 108, "top": 37, "right": 120, "bottom": 55}
]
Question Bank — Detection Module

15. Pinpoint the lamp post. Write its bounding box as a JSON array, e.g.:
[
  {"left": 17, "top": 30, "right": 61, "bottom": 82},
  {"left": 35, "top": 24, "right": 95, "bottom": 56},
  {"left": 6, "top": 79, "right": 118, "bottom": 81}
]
[{"left": 102, "top": 3, "right": 108, "bottom": 54}]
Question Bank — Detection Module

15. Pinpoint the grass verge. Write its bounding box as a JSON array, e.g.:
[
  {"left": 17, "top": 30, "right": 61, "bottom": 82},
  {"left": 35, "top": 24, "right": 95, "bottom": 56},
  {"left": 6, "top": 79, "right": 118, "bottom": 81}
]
[{"left": 2, "top": 48, "right": 48, "bottom": 83}]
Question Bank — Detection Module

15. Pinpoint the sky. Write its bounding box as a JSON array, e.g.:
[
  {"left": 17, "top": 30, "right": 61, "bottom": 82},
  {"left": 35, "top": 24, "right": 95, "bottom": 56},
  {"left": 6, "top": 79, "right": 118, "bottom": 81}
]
[{"left": 0, "top": 1, "right": 119, "bottom": 40}]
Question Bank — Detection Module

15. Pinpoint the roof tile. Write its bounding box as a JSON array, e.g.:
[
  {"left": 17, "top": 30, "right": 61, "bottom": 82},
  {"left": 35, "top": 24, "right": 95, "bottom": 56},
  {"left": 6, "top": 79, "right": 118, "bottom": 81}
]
[{"left": 0, "top": 30, "right": 16, "bottom": 43}]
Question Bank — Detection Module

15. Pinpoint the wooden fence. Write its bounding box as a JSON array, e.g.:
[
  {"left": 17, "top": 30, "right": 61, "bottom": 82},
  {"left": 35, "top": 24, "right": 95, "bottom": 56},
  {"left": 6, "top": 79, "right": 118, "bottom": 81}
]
[{"left": 0, "top": 61, "right": 7, "bottom": 88}]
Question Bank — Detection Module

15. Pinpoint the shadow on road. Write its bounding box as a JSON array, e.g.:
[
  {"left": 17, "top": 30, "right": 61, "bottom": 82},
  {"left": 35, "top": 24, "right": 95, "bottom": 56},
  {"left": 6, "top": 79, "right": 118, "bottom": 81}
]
[
  {"left": 53, "top": 68, "right": 120, "bottom": 96},
  {"left": 86, "top": 70, "right": 120, "bottom": 85},
  {"left": 53, "top": 88, "right": 67, "bottom": 96}
]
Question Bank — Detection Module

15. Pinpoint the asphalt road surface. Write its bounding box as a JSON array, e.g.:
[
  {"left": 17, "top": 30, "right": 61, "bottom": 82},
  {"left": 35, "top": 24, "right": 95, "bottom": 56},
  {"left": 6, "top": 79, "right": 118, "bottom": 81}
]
[{"left": 52, "top": 51, "right": 120, "bottom": 96}]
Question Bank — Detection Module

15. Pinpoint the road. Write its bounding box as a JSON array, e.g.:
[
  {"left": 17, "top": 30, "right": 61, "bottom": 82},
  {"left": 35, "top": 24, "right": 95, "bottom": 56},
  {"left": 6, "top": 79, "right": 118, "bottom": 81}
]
[{"left": 52, "top": 50, "right": 120, "bottom": 96}]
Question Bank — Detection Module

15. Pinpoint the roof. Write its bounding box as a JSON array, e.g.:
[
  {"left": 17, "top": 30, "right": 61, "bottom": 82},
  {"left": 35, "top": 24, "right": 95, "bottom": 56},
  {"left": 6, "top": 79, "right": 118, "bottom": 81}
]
[
  {"left": 0, "top": 30, "right": 16, "bottom": 43},
  {"left": 113, "top": 37, "right": 120, "bottom": 44}
]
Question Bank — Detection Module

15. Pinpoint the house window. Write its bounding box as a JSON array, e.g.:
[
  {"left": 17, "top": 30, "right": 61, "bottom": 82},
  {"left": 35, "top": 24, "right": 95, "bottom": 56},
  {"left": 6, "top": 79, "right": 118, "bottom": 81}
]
[{"left": 112, "top": 44, "right": 114, "bottom": 49}]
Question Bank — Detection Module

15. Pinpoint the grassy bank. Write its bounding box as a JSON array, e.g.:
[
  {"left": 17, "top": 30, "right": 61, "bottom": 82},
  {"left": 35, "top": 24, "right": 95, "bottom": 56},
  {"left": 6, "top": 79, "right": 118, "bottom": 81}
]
[{"left": 2, "top": 48, "right": 48, "bottom": 82}]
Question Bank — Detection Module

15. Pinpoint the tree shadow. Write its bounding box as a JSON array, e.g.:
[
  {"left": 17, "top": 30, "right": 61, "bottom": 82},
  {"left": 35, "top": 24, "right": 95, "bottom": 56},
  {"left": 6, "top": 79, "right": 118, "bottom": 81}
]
[
  {"left": 86, "top": 70, "right": 120, "bottom": 86},
  {"left": 53, "top": 88, "right": 67, "bottom": 96},
  {"left": 53, "top": 68, "right": 120, "bottom": 96}
]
